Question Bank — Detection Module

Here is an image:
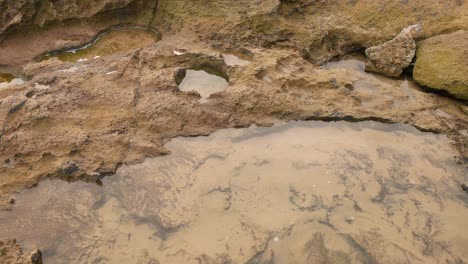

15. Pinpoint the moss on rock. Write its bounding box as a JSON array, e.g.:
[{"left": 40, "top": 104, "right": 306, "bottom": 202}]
[{"left": 413, "top": 30, "right": 468, "bottom": 100}]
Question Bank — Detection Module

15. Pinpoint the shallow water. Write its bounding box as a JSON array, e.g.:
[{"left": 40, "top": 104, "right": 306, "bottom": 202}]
[
  {"left": 43, "top": 27, "right": 161, "bottom": 62},
  {"left": 0, "top": 72, "right": 24, "bottom": 89},
  {"left": 0, "top": 121, "right": 467, "bottom": 263},
  {"left": 323, "top": 58, "right": 424, "bottom": 108},
  {"left": 0, "top": 72, "right": 15, "bottom": 83},
  {"left": 178, "top": 70, "right": 229, "bottom": 102},
  {"left": 223, "top": 54, "right": 251, "bottom": 66}
]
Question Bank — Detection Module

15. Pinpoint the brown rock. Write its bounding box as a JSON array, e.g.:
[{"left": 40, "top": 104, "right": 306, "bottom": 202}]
[
  {"left": 365, "top": 24, "right": 422, "bottom": 77},
  {"left": 0, "top": 239, "right": 29, "bottom": 264}
]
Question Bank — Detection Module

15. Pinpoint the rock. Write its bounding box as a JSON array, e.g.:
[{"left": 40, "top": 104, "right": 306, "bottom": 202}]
[
  {"left": 59, "top": 161, "right": 79, "bottom": 175},
  {"left": 462, "top": 184, "right": 468, "bottom": 193},
  {"left": 0, "top": 0, "right": 136, "bottom": 35},
  {"left": 30, "top": 249, "right": 43, "bottom": 264},
  {"left": 461, "top": 105, "right": 468, "bottom": 115},
  {"left": 413, "top": 31, "right": 468, "bottom": 100},
  {"left": 0, "top": 239, "right": 29, "bottom": 264},
  {"left": 365, "top": 24, "right": 422, "bottom": 77}
]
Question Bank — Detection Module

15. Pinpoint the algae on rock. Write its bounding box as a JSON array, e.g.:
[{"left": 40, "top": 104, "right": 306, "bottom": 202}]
[{"left": 413, "top": 30, "right": 468, "bottom": 100}]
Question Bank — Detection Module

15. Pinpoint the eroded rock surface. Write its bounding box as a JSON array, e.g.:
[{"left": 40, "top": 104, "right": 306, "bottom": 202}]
[
  {"left": 0, "top": 0, "right": 467, "bottom": 262},
  {"left": 0, "top": 239, "right": 29, "bottom": 264},
  {"left": 0, "top": 0, "right": 139, "bottom": 35},
  {"left": 365, "top": 24, "right": 422, "bottom": 77},
  {"left": 413, "top": 30, "right": 468, "bottom": 100},
  {"left": 1, "top": 44, "right": 467, "bottom": 212}
]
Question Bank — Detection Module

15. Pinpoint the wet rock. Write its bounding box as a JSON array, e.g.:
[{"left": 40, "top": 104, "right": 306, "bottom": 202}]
[
  {"left": 58, "top": 161, "right": 79, "bottom": 175},
  {"left": 413, "top": 30, "right": 468, "bottom": 100},
  {"left": 462, "top": 184, "right": 468, "bottom": 194},
  {"left": 30, "top": 249, "right": 42, "bottom": 264},
  {"left": 0, "top": 239, "right": 29, "bottom": 264},
  {"left": 461, "top": 105, "right": 468, "bottom": 115},
  {"left": 365, "top": 24, "right": 422, "bottom": 78}
]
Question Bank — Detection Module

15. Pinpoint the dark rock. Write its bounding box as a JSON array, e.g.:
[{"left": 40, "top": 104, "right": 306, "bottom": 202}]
[
  {"left": 30, "top": 249, "right": 42, "bottom": 264},
  {"left": 462, "top": 184, "right": 468, "bottom": 194}
]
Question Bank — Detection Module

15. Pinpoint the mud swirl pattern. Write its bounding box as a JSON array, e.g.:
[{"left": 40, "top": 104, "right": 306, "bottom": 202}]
[{"left": 0, "top": 121, "right": 467, "bottom": 263}]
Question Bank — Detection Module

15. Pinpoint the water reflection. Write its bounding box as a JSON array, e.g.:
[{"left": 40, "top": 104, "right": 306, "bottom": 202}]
[{"left": 0, "top": 121, "right": 466, "bottom": 263}]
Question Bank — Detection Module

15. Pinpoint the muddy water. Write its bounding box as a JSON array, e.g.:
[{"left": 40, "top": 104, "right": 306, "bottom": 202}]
[
  {"left": 323, "top": 58, "right": 424, "bottom": 108},
  {"left": 1, "top": 121, "right": 467, "bottom": 263},
  {"left": 43, "top": 27, "right": 161, "bottom": 62},
  {"left": 178, "top": 70, "right": 229, "bottom": 102}
]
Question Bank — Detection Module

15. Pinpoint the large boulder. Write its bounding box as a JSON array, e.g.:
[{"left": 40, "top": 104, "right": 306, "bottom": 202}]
[
  {"left": 364, "top": 24, "right": 422, "bottom": 78},
  {"left": 413, "top": 30, "right": 468, "bottom": 100}
]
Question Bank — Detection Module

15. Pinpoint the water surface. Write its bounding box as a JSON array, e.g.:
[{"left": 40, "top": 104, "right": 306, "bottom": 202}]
[
  {"left": 0, "top": 72, "right": 24, "bottom": 89},
  {"left": 223, "top": 54, "right": 251, "bottom": 66},
  {"left": 43, "top": 27, "right": 161, "bottom": 62},
  {"left": 0, "top": 121, "right": 467, "bottom": 263},
  {"left": 178, "top": 70, "right": 229, "bottom": 102}
]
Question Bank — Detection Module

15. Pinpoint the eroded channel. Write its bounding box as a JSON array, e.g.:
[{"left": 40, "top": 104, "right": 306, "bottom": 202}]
[
  {"left": 42, "top": 26, "right": 161, "bottom": 62},
  {"left": 0, "top": 121, "right": 467, "bottom": 263}
]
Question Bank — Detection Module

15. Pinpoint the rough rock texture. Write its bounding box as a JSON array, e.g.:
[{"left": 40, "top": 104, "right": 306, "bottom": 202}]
[
  {"left": 1, "top": 0, "right": 467, "bottom": 68},
  {"left": 0, "top": 0, "right": 158, "bottom": 67},
  {"left": 0, "top": 0, "right": 466, "bottom": 261},
  {"left": 365, "top": 24, "right": 422, "bottom": 77},
  {"left": 0, "top": 239, "right": 29, "bottom": 264},
  {"left": 237, "top": 0, "right": 467, "bottom": 63},
  {"left": 413, "top": 30, "right": 468, "bottom": 100},
  {"left": 0, "top": 0, "right": 135, "bottom": 35},
  {"left": 0, "top": 36, "right": 467, "bottom": 210}
]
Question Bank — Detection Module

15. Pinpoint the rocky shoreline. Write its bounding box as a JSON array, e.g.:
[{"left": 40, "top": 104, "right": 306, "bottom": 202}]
[{"left": 0, "top": 0, "right": 467, "bottom": 263}]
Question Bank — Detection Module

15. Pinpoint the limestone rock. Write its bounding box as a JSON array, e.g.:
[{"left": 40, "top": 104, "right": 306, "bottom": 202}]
[
  {"left": 413, "top": 30, "right": 468, "bottom": 100},
  {"left": 365, "top": 24, "right": 422, "bottom": 77}
]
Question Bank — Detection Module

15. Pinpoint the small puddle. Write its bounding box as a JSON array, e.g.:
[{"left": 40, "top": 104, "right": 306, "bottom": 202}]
[
  {"left": 0, "top": 72, "right": 15, "bottom": 83},
  {"left": 0, "top": 121, "right": 467, "bottom": 263},
  {"left": 223, "top": 54, "right": 251, "bottom": 66},
  {"left": 178, "top": 70, "right": 229, "bottom": 102},
  {"left": 42, "top": 27, "right": 161, "bottom": 62},
  {"left": 0, "top": 72, "right": 25, "bottom": 89},
  {"left": 323, "top": 58, "right": 421, "bottom": 89}
]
